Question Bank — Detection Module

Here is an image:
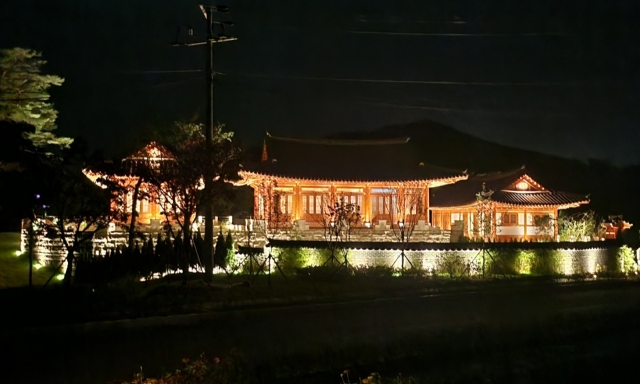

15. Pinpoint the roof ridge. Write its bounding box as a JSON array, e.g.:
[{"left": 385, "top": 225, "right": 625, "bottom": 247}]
[{"left": 267, "top": 134, "right": 411, "bottom": 146}]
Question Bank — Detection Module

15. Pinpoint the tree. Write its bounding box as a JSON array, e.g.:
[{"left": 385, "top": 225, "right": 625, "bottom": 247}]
[
  {"left": 0, "top": 48, "right": 72, "bottom": 150},
  {"left": 473, "top": 183, "right": 495, "bottom": 241},
  {"left": 146, "top": 122, "right": 239, "bottom": 283},
  {"left": 381, "top": 182, "right": 427, "bottom": 271},
  {"left": 253, "top": 178, "right": 293, "bottom": 242},
  {"left": 558, "top": 211, "right": 600, "bottom": 241},
  {"left": 534, "top": 214, "right": 554, "bottom": 241},
  {"left": 312, "top": 191, "right": 361, "bottom": 268},
  {"left": 40, "top": 144, "right": 115, "bottom": 286},
  {"left": 213, "top": 231, "right": 227, "bottom": 269}
]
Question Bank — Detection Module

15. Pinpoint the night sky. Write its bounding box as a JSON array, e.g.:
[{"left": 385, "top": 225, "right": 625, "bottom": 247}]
[{"left": 1, "top": 0, "right": 639, "bottom": 164}]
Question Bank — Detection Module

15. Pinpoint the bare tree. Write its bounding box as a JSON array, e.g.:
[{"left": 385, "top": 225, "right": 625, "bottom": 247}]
[
  {"left": 473, "top": 182, "right": 495, "bottom": 241},
  {"left": 313, "top": 192, "right": 362, "bottom": 268},
  {"left": 381, "top": 182, "right": 427, "bottom": 271}
]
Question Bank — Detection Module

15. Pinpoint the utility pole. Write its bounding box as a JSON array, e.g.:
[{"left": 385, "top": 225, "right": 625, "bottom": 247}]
[{"left": 174, "top": 4, "right": 236, "bottom": 281}]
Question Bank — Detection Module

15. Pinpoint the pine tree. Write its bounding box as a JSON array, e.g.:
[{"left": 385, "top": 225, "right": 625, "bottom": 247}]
[
  {"left": 225, "top": 231, "right": 234, "bottom": 268},
  {"left": 214, "top": 231, "right": 226, "bottom": 268},
  {"left": 0, "top": 48, "right": 73, "bottom": 150}
]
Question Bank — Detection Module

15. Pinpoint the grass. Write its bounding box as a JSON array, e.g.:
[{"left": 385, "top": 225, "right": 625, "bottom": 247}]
[{"left": 0, "top": 232, "right": 60, "bottom": 288}]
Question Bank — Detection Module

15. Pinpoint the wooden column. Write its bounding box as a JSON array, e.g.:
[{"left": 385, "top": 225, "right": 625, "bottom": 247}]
[
  {"left": 293, "top": 183, "right": 301, "bottom": 220},
  {"left": 423, "top": 185, "right": 430, "bottom": 224},
  {"left": 523, "top": 208, "right": 528, "bottom": 240},
  {"left": 554, "top": 208, "right": 559, "bottom": 240},
  {"left": 364, "top": 185, "right": 371, "bottom": 223}
]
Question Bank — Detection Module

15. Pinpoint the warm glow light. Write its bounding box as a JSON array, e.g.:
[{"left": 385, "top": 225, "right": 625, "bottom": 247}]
[
  {"left": 56, "top": 274, "right": 65, "bottom": 281},
  {"left": 34, "top": 263, "right": 42, "bottom": 270},
  {"left": 516, "top": 181, "right": 529, "bottom": 190},
  {"left": 15, "top": 250, "right": 21, "bottom": 257}
]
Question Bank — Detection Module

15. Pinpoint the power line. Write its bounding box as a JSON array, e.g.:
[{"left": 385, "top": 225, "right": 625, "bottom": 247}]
[
  {"left": 348, "top": 30, "right": 563, "bottom": 37},
  {"left": 224, "top": 72, "right": 583, "bottom": 87},
  {"left": 122, "top": 69, "right": 204, "bottom": 74}
]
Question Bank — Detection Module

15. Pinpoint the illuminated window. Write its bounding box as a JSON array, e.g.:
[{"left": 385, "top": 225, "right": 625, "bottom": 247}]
[
  {"left": 451, "top": 213, "right": 462, "bottom": 223},
  {"left": 502, "top": 213, "right": 517, "bottom": 225}
]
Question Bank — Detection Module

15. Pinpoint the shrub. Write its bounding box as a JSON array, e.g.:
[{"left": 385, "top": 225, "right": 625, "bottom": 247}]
[
  {"left": 617, "top": 245, "right": 637, "bottom": 273},
  {"left": 352, "top": 265, "right": 394, "bottom": 278},
  {"left": 276, "top": 247, "right": 314, "bottom": 274},
  {"left": 488, "top": 248, "right": 519, "bottom": 275},
  {"left": 530, "top": 249, "right": 561, "bottom": 275},
  {"left": 436, "top": 252, "right": 467, "bottom": 279},
  {"left": 123, "top": 350, "right": 254, "bottom": 384}
]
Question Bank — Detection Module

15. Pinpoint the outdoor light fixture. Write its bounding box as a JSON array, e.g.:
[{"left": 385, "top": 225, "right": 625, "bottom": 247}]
[
  {"left": 398, "top": 221, "right": 405, "bottom": 228},
  {"left": 15, "top": 250, "right": 21, "bottom": 257},
  {"left": 330, "top": 221, "right": 335, "bottom": 227},
  {"left": 365, "top": 221, "right": 371, "bottom": 228}
]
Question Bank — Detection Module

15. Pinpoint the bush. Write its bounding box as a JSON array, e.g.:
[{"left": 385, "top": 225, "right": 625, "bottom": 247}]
[
  {"left": 488, "top": 248, "right": 520, "bottom": 275},
  {"left": 352, "top": 265, "right": 394, "bottom": 278},
  {"left": 276, "top": 247, "right": 314, "bottom": 274},
  {"left": 617, "top": 245, "right": 637, "bottom": 273},
  {"left": 436, "top": 252, "right": 467, "bottom": 279},
  {"left": 530, "top": 249, "right": 561, "bottom": 275},
  {"left": 123, "top": 350, "right": 254, "bottom": 384}
]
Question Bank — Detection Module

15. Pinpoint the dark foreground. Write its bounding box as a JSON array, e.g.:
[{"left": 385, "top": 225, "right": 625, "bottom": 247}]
[{"left": 4, "top": 280, "right": 640, "bottom": 384}]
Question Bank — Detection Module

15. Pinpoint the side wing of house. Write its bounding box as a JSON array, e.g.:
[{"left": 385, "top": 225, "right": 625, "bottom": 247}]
[{"left": 430, "top": 168, "right": 589, "bottom": 241}]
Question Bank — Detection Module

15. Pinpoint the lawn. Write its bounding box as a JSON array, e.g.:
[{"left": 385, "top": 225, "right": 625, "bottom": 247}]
[{"left": 0, "top": 232, "right": 60, "bottom": 288}]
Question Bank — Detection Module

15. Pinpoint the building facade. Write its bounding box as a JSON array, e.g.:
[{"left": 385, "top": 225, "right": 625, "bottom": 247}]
[
  {"left": 237, "top": 133, "right": 468, "bottom": 232},
  {"left": 430, "top": 167, "right": 589, "bottom": 241}
]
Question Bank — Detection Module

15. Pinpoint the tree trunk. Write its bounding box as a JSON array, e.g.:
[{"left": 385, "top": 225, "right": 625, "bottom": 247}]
[
  {"left": 128, "top": 177, "right": 143, "bottom": 250},
  {"left": 182, "top": 226, "right": 191, "bottom": 285},
  {"left": 28, "top": 219, "right": 34, "bottom": 289}
]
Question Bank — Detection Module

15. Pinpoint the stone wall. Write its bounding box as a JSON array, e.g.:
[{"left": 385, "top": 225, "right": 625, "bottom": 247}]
[{"left": 263, "top": 245, "right": 620, "bottom": 276}]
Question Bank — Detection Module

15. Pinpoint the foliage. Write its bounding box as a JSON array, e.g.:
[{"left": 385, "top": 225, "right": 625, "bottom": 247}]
[
  {"left": 617, "top": 245, "right": 637, "bottom": 273},
  {"left": 533, "top": 214, "right": 554, "bottom": 240},
  {"left": 0, "top": 48, "right": 72, "bottom": 149},
  {"left": 213, "top": 232, "right": 227, "bottom": 268},
  {"left": 276, "top": 247, "right": 314, "bottom": 274},
  {"left": 142, "top": 121, "right": 239, "bottom": 279},
  {"left": 558, "top": 211, "right": 599, "bottom": 241},
  {"left": 224, "top": 231, "right": 234, "bottom": 268},
  {"left": 39, "top": 143, "right": 116, "bottom": 285},
  {"left": 122, "top": 350, "right": 254, "bottom": 384},
  {"left": 436, "top": 252, "right": 467, "bottom": 279},
  {"left": 488, "top": 248, "right": 520, "bottom": 275},
  {"left": 530, "top": 249, "right": 561, "bottom": 275},
  {"left": 352, "top": 265, "right": 395, "bottom": 278}
]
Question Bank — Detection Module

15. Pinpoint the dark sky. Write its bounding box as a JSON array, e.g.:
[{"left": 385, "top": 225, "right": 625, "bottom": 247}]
[{"left": 1, "top": 0, "right": 639, "bottom": 164}]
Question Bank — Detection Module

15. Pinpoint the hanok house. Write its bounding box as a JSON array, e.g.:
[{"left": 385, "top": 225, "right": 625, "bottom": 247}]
[
  {"left": 83, "top": 142, "right": 176, "bottom": 229},
  {"left": 237, "top": 133, "right": 467, "bottom": 232},
  {"left": 429, "top": 167, "right": 590, "bottom": 241}
]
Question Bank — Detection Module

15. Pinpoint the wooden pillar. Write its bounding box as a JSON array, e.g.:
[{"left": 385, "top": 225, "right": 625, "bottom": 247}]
[
  {"left": 253, "top": 185, "right": 260, "bottom": 219},
  {"left": 364, "top": 185, "right": 371, "bottom": 223},
  {"left": 423, "top": 185, "right": 430, "bottom": 224},
  {"left": 293, "top": 183, "right": 301, "bottom": 220},
  {"left": 463, "top": 212, "right": 468, "bottom": 237},
  {"left": 523, "top": 208, "right": 528, "bottom": 240},
  {"left": 554, "top": 209, "right": 559, "bottom": 240}
]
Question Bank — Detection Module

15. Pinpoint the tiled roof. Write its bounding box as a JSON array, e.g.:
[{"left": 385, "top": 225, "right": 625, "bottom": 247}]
[
  {"left": 243, "top": 133, "right": 466, "bottom": 183},
  {"left": 430, "top": 166, "right": 589, "bottom": 208},
  {"left": 491, "top": 190, "right": 589, "bottom": 207}
]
